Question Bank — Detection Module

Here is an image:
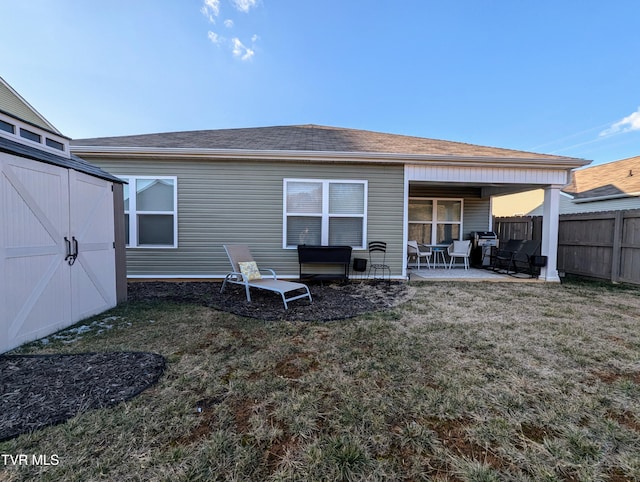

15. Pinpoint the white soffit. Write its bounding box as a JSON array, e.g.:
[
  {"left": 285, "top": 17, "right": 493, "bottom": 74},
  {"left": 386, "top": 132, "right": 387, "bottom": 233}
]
[{"left": 406, "top": 164, "right": 570, "bottom": 186}]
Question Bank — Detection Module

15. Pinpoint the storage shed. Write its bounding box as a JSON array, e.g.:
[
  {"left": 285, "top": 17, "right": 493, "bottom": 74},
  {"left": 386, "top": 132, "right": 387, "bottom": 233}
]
[{"left": 0, "top": 76, "right": 125, "bottom": 354}]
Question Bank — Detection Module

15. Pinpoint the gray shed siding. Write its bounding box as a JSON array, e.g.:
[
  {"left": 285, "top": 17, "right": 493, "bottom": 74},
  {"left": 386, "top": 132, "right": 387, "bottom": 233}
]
[{"left": 88, "top": 157, "right": 405, "bottom": 278}]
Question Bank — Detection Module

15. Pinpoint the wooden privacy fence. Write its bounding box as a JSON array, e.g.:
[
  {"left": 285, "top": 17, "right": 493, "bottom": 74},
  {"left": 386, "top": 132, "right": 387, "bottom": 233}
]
[{"left": 494, "top": 209, "right": 640, "bottom": 285}]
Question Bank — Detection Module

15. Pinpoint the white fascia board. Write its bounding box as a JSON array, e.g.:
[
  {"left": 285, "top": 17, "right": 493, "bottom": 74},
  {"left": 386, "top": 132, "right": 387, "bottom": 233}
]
[{"left": 70, "top": 145, "right": 590, "bottom": 170}]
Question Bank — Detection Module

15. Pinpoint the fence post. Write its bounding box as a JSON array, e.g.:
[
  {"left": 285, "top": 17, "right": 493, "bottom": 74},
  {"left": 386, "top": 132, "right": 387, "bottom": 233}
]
[
  {"left": 611, "top": 211, "right": 623, "bottom": 283},
  {"left": 532, "top": 216, "right": 543, "bottom": 241}
]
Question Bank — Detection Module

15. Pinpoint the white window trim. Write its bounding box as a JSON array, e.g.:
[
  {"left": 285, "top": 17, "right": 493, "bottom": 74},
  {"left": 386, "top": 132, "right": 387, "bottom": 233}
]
[
  {"left": 408, "top": 197, "right": 464, "bottom": 244},
  {"left": 119, "top": 175, "right": 178, "bottom": 249},
  {"left": 283, "top": 178, "right": 368, "bottom": 249}
]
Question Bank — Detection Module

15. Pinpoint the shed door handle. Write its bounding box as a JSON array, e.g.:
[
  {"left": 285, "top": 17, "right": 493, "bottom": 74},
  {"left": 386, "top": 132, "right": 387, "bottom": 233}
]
[
  {"left": 64, "top": 237, "right": 72, "bottom": 261},
  {"left": 64, "top": 236, "right": 79, "bottom": 266}
]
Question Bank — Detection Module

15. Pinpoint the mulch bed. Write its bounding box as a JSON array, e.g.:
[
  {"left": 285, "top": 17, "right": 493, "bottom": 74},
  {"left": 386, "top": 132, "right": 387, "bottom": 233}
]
[
  {"left": 0, "top": 281, "right": 409, "bottom": 442},
  {"left": 0, "top": 352, "right": 165, "bottom": 442},
  {"left": 128, "top": 280, "right": 411, "bottom": 322}
]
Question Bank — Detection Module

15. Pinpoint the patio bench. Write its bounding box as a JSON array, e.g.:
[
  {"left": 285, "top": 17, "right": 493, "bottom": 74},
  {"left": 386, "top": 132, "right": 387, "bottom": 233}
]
[{"left": 297, "top": 245, "right": 352, "bottom": 281}]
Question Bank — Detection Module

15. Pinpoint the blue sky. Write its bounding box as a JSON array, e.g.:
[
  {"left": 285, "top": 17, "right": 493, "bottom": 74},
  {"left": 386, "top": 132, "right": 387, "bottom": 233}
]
[{"left": 1, "top": 1, "right": 639, "bottom": 166}]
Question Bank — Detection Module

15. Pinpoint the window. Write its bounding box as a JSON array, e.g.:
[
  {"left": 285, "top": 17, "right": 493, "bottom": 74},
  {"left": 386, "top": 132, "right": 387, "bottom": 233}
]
[
  {"left": 120, "top": 176, "right": 177, "bottom": 248},
  {"left": 19, "top": 128, "right": 41, "bottom": 143},
  {"left": 0, "top": 119, "right": 15, "bottom": 134},
  {"left": 408, "top": 198, "right": 463, "bottom": 245},
  {"left": 45, "top": 138, "right": 65, "bottom": 151},
  {"left": 284, "top": 179, "right": 367, "bottom": 248}
]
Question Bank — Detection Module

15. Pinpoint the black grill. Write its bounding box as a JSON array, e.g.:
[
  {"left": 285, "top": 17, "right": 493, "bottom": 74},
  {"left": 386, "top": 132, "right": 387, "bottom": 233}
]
[{"left": 471, "top": 231, "right": 498, "bottom": 267}]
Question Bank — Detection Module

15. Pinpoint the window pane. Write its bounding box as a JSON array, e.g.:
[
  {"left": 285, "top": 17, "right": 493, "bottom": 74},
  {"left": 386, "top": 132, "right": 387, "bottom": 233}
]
[
  {"left": 287, "top": 182, "right": 322, "bottom": 213},
  {"left": 45, "top": 138, "right": 64, "bottom": 151},
  {"left": 409, "top": 223, "right": 432, "bottom": 245},
  {"left": 123, "top": 184, "right": 130, "bottom": 211},
  {"left": 124, "top": 214, "right": 130, "bottom": 245},
  {"left": 20, "top": 128, "right": 41, "bottom": 143},
  {"left": 436, "top": 224, "right": 460, "bottom": 244},
  {"left": 287, "top": 216, "right": 321, "bottom": 246},
  {"left": 329, "top": 217, "right": 363, "bottom": 246},
  {"left": 138, "top": 214, "right": 174, "bottom": 245},
  {"left": 0, "top": 119, "right": 15, "bottom": 133},
  {"left": 409, "top": 199, "right": 433, "bottom": 221},
  {"left": 136, "top": 179, "right": 174, "bottom": 211},
  {"left": 437, "top": 201, "right": 461, "bottom": 222},
  {"left": 329, "top": 183, "right": 364, "bottom": 214}
]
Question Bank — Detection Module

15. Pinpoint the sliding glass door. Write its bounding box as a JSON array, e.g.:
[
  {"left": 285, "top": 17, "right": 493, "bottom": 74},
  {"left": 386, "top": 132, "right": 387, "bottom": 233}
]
[{"left": 408, "top": 198, "right": 463, "bottom": 245}]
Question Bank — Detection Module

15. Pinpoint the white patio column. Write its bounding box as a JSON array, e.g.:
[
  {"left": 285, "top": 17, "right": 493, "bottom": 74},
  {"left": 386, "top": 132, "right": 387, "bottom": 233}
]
[{"left": 541, "top": 185, "right": 562, "bottom": 282}]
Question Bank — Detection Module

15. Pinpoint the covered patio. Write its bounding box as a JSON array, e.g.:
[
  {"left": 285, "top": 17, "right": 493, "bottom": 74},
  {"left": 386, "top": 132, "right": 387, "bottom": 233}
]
[{"left": 402, "top": 153, "right": 590, "bottom": 282}]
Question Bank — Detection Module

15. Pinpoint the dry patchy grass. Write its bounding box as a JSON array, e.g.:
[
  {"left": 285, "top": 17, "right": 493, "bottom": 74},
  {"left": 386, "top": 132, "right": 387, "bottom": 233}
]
[{"left": 2, "top": 279, "right": 640, "bottom": 481}]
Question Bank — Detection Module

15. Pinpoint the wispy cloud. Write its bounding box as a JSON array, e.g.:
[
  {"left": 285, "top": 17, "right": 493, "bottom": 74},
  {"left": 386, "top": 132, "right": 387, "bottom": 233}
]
[
  {"left": 231, "top": 37, "right": 255, "bottom": 61},
  {"left": 231, "top": 0, "right": 258, "bottom": 13},
  {"left": 201, "top": 0, "right": 221, "bottom": 22},
  {"left": 202, "top": 0, "right": 259, "bottom": 61},
  {"left": 600, "top": 107, "right": 640, "bottom": 137},
  {"left": 207, "top": 31, "right": 223, "bottom": 44}
]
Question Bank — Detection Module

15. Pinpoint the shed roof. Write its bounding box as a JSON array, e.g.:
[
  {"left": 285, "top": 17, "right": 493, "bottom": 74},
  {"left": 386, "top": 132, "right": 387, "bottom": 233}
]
[
  {"left": 564, "top": 155, "right": 640, "bottom": 199},
  {"left": 71, "top": 124, "right": 586, "bottom": 164},
  {"left": 0, "top": 135, "right": 122, "bottom": 183}
]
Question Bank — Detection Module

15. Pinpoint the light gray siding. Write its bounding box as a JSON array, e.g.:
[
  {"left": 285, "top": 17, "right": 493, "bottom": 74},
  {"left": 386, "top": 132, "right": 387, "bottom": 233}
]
[{"left": 87, "top": 157, "right": 405, "bottom": 278}]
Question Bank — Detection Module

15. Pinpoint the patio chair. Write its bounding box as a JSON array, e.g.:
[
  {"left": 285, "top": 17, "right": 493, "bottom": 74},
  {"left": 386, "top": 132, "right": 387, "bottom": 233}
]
[
  {"left": 407, "top": 240, "right": 431, "bottom": 269},
  {"left": 221, "top": 244, "right": 312, "bottom": 309},
  {"left": 447, "top": 240, "right": 472, "bottom": 269},
  {"left": 511, "top": 240, "right": 542, "bottom": 276},
  {"left": 368, "top": 241, "right": 391, "bottom": 281},
  {"left": 490, "top": 239, "right": 525, "bottom": 273}
]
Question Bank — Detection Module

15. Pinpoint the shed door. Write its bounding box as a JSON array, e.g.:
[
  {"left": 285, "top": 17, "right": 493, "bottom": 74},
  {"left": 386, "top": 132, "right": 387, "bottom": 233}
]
[
  {"left": 1, "top": 156, "right": 71, "bottom": 352},
  {"left": 69, "top": 170, "right": 116, "bottom": 320},
  {"left": 1, "top": 156, "right": 116, "bottom": 353}
]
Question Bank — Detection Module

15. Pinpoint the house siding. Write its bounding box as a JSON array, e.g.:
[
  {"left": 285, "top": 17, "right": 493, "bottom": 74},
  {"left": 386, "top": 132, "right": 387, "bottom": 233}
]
[
  {"left": 0, "top": 82, "right": 52, "bottom": 131},
  {"left": 87, "top": 157, "right": 405, "bottom": 278}
]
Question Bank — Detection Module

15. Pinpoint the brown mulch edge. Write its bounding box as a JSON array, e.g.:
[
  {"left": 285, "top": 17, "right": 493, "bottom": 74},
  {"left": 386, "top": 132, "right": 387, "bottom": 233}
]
[
  {"left": 0, "top": 352, "right": 166, "bottom": 442},
  {"left": 128, "top": 280, "right": 411, "bottom": 322}
]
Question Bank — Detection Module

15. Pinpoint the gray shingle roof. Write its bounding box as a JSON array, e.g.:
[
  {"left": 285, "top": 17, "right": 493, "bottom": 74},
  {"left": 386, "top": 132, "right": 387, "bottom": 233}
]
[
  {"left": 564, "top": 155, "right": 640, "bottom": 199},
  {"left": 71, "top": 124, "right": 581, "bottom": 161}
]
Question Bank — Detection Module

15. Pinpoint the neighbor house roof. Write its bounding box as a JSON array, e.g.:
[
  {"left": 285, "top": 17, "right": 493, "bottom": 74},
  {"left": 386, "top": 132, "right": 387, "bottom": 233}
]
[
  {"left": 564, "top": 155, "right": 640, "bottom": 200},
  {"left": 71, "top": 124, "right": 589, "bottom": 169}
]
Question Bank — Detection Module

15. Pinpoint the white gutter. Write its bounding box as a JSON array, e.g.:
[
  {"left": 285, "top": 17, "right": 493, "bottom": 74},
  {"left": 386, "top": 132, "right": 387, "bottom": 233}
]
[{"left": 70, "top": 145, "right": 590, "bottom": 170}]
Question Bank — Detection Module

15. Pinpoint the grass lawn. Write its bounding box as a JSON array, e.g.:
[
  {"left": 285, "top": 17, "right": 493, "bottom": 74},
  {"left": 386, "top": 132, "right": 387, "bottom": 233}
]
[{"left": 2, "top": 279, "right": 640, "bottom": 481}]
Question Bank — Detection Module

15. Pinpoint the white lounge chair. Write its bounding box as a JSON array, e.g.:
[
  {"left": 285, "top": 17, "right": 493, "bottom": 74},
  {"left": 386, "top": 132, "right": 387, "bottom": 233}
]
[{"left": 221, "top": 244, "right": 312, "bottom": 309}]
